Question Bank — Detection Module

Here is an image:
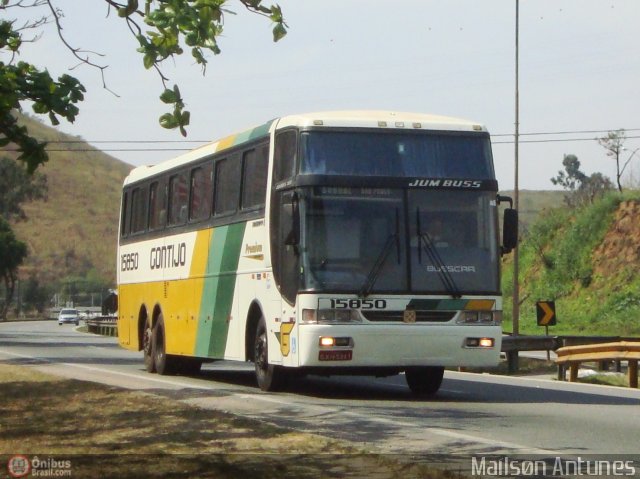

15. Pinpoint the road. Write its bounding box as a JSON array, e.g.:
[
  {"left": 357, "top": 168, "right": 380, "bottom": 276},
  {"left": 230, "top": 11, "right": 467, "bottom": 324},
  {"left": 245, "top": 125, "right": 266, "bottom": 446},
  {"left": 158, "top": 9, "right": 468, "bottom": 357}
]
[{"left": 1, "top": 320, "right": 639, "bottom": 461}]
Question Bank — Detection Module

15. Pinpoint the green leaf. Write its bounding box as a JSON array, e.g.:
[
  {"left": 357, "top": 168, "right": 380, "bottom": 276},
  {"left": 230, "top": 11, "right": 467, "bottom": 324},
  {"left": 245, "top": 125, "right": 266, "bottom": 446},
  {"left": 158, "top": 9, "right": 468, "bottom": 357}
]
[
  {"left": 143, "top": 53, "right": 156, "bottom": 69},
  {"left": 159, "top": 88, "right": 177, "bottom": 104},
  {"left": 159, "top": 113, "right": 179, "bottom": 130},
  {"left": 172, "top": 84, "right": 182, "bottom": 100},
  {"left": 180, "top": 110, "right": 190, "bottom": 126},
  {"left": 272, "top": 23, "right": 287, "bottom": 42}
]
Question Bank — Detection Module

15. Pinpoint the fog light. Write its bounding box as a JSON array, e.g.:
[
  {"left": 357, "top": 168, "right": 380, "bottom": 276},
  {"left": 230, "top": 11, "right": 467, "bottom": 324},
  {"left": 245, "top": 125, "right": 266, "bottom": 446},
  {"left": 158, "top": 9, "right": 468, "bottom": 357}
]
[
  {"left": 465, "top": 337, "right": 495, "bottom": 348},
  {"left": 479, "top": 337, "right": 494, "bottom": 348},
  {"left": 319, "top": 337, "right": 335, "bottom": 347}
]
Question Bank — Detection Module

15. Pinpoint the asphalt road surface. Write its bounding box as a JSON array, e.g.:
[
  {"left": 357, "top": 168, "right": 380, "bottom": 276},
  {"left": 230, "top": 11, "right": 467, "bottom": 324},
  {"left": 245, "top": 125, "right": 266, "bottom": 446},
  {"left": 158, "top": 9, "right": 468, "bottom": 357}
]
[{"left": 1, "top": 320, "right": 639, "bottom": 460}]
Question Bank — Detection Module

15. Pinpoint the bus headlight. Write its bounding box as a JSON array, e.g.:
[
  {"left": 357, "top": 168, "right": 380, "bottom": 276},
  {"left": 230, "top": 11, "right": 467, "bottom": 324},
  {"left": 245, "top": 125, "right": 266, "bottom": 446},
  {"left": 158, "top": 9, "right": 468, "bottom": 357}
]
[
  {"left": 457, "top": 311, "right": 501, "bottom": 325},
  {"left": 302, "top": 309, "right": 363, "bottom": 324}
]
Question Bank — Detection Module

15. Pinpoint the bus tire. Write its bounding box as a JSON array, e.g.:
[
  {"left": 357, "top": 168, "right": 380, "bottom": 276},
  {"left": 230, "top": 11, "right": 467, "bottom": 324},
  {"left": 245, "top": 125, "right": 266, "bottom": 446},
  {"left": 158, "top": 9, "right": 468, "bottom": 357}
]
[
  {"left": 143, "top": 317, "right": 155, "bottom": 373},
  {"left": 152, "top": 314, "right": 178, "bottom": 375},
  {"left": 405, "top": 366, "right": 444, "bottom": 396},
  {"left": 254, "top": 317, "right": 286, "bottom": 391}
]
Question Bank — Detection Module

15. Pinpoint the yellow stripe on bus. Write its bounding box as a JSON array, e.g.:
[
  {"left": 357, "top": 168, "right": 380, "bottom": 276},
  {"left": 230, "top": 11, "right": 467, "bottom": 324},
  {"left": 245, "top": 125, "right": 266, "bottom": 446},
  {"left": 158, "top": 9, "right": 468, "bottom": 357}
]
[
  {"left": 465, "top": 300, "right": 495, "bottom": 311},
  {"left": 168, "top": 228, "right": 213, "bottom": 356},
  {"left": 216, "top": 135, "right": 236, "bottom": 152}
]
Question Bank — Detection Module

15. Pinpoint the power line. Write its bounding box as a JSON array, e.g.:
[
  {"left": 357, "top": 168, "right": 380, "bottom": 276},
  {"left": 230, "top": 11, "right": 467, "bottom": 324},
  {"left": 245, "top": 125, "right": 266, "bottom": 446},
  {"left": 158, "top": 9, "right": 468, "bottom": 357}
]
[
  {"left": 493, "top": 134, "right": 640, "bottom": 145},
  {"left": 492, "top": 128, "right": 640, "bottom": 138},
  {"left": 24, "top": 127, "right": 640, "bottom": 145},
  {"left": 2, "top": 129, "right": 639, "bottom": 153}
]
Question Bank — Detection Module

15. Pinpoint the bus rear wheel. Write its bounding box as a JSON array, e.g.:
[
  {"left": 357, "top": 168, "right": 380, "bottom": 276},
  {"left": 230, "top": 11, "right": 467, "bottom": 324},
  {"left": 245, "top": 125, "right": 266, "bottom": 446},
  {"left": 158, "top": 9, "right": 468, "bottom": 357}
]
[
  {"left": 143, "top": 318, "right": 155, "bottom": 373},
  {"left": 254, "top": 317, "right": 286, "bottom": 391},
  {"left": 152, "top": 314, "right": 179, "bottom": 375},
  {"left": 405, "top": 366, "right": 444, "bottom": 396}
]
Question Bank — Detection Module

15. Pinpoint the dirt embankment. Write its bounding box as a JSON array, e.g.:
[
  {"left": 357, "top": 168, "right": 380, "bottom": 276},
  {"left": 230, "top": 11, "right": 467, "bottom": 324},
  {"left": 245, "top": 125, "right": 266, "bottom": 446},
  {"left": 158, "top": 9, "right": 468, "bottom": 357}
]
[{"left": 593, "top": 200, "right": 640, "bottom": 278}]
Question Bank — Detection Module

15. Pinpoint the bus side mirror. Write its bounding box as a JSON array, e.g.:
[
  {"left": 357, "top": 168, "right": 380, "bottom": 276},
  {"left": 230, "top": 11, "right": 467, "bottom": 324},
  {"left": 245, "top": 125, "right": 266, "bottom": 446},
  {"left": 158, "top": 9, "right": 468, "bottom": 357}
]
[{"left": 502, "top": 208, "right": 518, "bottom": 254}]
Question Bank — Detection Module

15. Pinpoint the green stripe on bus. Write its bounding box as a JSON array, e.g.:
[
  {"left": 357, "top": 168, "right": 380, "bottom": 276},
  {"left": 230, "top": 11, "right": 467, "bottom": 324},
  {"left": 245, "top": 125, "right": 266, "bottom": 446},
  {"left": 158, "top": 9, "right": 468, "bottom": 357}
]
[
  {"left": 248, "top": 120, "right": 274, "bottom": 139},
  {"left": 195, "top": 222, "right": 247, "bottom": 358},
  {"left": 233, "top": 120, "right": 274, "bottom": 146}
]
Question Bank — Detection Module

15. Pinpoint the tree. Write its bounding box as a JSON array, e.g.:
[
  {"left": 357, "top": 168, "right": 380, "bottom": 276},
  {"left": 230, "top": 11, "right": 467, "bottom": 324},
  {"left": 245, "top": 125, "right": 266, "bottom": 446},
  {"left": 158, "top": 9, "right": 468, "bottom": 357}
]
[
  {"left": 0, "top": 0, "right": 287, "bottom": 173},
  {"left": 0, "top": 156, "right": 47, "bottom": 221},
  {"left": 597, "top": 129, "right": 634, "bottom": 193},
  {"left": 0, "top": 218, "right": 27, "bottom": 321},
  {"left": 22, "top": 274, "right": 49, "bottom": 313},
  {"left": 551, "top": 154, "right": 586, "bottom": 193},
  {"left": 551, "top": 154, "right": 613, "bottom": 208}
]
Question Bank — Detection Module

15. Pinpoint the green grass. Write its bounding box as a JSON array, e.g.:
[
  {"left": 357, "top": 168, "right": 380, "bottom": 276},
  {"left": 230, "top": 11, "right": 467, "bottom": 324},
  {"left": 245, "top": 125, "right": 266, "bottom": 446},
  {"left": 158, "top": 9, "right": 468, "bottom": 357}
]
[
  {"left": 577, "top": 372, "right": 635, "bottom": 388},
  {"left": 502, "top": 191, "right": 640, "bottom": 336}
]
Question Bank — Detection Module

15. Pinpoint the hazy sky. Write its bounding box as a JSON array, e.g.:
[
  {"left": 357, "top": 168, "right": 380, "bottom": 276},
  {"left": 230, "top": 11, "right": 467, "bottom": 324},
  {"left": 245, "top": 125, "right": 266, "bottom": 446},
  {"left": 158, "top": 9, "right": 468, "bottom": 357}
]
[{"left": 9, "top": 0, "right": 640, "bottom": 190}]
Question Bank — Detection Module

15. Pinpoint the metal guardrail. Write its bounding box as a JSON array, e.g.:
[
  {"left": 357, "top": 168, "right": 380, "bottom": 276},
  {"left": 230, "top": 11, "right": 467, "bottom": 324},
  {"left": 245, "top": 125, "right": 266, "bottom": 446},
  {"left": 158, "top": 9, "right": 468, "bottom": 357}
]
[
  {"left": 86, "top": 316, "right": 118, "bottom": 337},
  {"left": 501, "top": 335, "right": 640, "bottom": 374},
  {"left": 501, "top": 334, "right": 640, "bottom": 353},
  {"left": 556, "top": 341, "right": 640, "bottom": 388}
]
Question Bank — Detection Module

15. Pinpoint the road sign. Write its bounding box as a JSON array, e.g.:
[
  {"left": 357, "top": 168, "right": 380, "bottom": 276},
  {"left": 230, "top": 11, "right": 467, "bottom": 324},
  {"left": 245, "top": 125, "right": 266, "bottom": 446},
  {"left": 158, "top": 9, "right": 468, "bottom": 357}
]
[{"left": 536, "top": 301, "right": 556, "bottom": 326}]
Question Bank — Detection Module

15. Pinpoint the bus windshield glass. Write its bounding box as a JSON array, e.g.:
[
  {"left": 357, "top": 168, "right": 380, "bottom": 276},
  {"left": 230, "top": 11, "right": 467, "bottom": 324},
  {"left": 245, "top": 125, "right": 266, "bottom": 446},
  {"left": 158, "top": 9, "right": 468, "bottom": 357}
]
[
  {"left": 300, "top": 130, "right": 494, "bottom": 178},
  {"left": 301, "top": 188, "right": 499, "bottom": 295}
]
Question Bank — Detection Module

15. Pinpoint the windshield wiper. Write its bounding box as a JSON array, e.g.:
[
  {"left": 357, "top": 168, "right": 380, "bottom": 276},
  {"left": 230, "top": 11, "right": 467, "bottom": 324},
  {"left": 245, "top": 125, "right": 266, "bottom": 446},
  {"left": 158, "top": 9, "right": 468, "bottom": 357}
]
[
  {"left": 416, "top": 208, "right": 461, "bottom": 298},
  {"left": 359, "top": 209, "right": 400, "bottom": 298}
]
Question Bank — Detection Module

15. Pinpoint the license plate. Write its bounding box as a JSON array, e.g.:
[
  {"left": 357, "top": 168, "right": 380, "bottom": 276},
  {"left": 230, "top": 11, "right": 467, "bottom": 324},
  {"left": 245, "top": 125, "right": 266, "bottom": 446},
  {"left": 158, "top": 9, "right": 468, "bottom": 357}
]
[{"left": 319, "top": 350, "right": 353, "bottom": 361}]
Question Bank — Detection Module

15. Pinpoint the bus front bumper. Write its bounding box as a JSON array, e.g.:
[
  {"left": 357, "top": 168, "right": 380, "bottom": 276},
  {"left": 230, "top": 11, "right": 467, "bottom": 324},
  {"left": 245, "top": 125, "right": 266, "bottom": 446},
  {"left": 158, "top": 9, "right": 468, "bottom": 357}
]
[{"left": 296, "top": 323, "right": 502, "bottom": 369}]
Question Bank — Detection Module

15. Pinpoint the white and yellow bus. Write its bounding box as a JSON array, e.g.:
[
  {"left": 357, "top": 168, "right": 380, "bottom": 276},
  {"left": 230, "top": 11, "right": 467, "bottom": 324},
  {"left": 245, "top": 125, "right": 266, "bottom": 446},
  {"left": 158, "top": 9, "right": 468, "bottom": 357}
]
[{"left": 117, "top": 111, "right": 517, "bottom": 394}]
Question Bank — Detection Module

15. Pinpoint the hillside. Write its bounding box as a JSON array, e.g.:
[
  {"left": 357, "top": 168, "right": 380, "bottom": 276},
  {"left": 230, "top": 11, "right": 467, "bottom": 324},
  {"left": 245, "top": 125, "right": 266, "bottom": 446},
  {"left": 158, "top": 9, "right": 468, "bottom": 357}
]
[
  {"left": 499, "top": 190, "right": 566, "bottom": 231},
  {"left": 7, "top": 114, "right": 132, "bottom": 287},
  {"left": 501, "top": 192, "right": 640, "bottom": 336}
]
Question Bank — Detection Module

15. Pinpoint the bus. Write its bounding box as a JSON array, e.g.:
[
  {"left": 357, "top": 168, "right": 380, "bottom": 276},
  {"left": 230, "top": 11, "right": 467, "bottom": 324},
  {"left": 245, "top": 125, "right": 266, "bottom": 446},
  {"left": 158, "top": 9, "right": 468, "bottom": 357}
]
[{"left": 117, "top": 110, "right": 517, "bottom": 395}]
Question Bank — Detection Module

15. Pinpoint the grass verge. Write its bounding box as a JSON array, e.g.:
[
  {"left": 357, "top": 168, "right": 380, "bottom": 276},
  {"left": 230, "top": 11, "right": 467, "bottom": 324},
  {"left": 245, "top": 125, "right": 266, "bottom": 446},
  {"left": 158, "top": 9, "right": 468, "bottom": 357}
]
[{"left": 0, "top": 363, "right": 463, "bottom": 479}]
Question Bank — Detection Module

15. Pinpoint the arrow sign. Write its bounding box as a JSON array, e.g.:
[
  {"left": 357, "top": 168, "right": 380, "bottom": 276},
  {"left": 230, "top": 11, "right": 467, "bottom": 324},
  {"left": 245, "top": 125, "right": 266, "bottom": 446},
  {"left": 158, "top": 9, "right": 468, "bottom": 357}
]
[{"left": 536, "top": 301, "right": 557, "bottom": 326}]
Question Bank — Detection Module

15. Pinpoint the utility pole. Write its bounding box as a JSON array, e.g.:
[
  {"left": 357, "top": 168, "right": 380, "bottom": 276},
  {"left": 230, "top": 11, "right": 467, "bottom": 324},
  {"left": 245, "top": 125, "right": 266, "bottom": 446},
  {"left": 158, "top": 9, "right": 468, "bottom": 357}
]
[{"left": 510, "top": 0, "right": 521, "bottom": 372}]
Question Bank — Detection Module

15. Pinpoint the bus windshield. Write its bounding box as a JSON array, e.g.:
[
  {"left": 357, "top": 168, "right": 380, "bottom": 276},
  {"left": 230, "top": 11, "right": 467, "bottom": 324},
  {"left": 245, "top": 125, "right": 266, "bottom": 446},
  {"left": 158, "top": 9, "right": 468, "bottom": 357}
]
[
  {"left": 300, "top": 188, "right": 499, "bottom": 295},
  {"left": 300, "top": 130, "right": 494, "bottom": 179}
]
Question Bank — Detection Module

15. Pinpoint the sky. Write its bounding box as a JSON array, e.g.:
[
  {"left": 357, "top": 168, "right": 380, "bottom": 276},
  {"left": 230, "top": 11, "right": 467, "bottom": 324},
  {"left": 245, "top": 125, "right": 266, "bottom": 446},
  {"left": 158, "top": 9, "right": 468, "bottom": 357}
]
[{"left": 7, "top": 0, "right": 640, "bottom": 190}]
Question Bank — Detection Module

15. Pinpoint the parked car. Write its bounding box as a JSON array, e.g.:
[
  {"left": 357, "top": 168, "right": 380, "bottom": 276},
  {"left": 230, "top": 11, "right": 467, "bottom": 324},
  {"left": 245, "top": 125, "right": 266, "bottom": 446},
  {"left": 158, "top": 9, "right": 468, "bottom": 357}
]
[{"left": 58, "top": 308, "right": 80, "bottom": 326}]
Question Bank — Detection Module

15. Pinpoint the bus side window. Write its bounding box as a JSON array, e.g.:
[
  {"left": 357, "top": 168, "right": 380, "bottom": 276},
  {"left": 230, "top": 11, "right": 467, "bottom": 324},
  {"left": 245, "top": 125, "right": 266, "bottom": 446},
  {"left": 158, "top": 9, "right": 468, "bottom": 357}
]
[
  {"left": 214, "top": 156, "right": 241, "bottom": 216},
  {"left": 272, "top": 190, "right": 300, "bottom": 305},
  {"left": 241, "top": 145, "right": 269, "bottom": 209},
  {"left": 168, "top": 172, "right": 188, "bottom": 226},
  {"left": 190, "top": 163, "right": 213, "bottom": 221},
  {"left": 273, "top": 130, "right": 297, "bottom": 184},
  {"left": 149, "top": 180, "right": 167, "bottom": 231},
  {"left": 130, "top": 186, "right": 148, "bottom": 234},
  {"left": 120, "top": 191, "right": 129, "bottom": 237}
]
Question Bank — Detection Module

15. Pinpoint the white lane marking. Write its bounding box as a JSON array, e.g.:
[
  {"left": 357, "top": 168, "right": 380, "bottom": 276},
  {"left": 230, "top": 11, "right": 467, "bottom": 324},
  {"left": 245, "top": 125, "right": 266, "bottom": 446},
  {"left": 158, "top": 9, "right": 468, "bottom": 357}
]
[{"left": 0, "top": 349, "right": 213, "bottom": 391}]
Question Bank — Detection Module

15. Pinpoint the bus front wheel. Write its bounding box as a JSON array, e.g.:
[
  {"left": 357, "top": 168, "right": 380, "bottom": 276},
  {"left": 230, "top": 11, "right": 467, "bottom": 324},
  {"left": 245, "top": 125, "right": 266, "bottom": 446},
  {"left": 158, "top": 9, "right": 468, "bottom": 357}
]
[
  {"left": 405, "top": 366, "right": 444, "bottom": 396},
  {"left": 254, "top": 317, "right": 287, "bottom": 391}
]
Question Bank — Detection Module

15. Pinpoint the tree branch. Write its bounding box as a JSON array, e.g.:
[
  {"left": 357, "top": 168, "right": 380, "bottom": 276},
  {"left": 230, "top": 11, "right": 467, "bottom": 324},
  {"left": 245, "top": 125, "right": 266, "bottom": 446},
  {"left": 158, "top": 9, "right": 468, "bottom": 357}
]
[{"left": 44, "top": 0, "right": 120, "bottom": 97}]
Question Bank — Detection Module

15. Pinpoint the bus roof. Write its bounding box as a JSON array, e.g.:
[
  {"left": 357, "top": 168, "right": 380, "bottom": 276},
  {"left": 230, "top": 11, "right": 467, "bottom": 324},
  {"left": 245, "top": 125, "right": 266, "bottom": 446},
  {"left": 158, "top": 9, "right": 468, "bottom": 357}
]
[
  {"left": 123, "top": 110, "right": 487, "bottom": 186},
  {"left": 276, "top": 110, "right": 486, "bottom": 132}
]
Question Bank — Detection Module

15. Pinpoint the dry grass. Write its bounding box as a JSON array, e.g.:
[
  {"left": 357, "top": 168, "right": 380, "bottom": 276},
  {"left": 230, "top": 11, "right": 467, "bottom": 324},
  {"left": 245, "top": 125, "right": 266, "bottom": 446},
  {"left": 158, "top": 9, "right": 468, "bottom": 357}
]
[{"left": 0, "top": 363, "right": 462, "bottom": 478}]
